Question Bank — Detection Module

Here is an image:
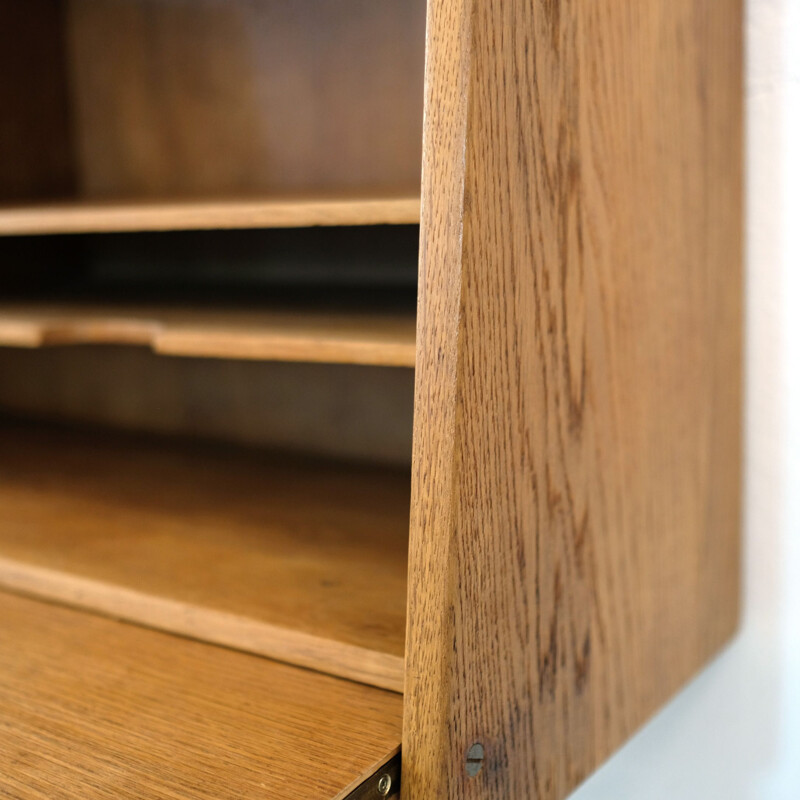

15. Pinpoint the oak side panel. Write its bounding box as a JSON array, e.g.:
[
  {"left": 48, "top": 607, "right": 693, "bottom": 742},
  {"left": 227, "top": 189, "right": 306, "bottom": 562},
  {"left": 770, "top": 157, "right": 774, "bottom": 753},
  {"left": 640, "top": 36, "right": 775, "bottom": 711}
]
[{"left": 404, "top": 1, "right": 743, "bottom": 798}]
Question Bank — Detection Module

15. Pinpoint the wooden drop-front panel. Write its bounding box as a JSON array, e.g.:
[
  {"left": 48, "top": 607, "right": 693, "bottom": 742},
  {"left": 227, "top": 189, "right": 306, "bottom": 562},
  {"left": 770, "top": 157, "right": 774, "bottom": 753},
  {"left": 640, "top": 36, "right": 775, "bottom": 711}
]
[
  {"left": 0, "top": 592, "right": 403, "bottom": 800},
  {"left": 404, "top": 1, "right": 743, "bottom": 799}
]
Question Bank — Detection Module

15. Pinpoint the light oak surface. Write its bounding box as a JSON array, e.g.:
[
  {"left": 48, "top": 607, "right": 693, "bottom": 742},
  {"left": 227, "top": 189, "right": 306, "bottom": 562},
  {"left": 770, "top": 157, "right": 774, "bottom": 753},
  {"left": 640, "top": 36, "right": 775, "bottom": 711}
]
[
  {"left": 0, "top": 421, "right": 409, "bottom": 691},
  {"left": 0, "top": 303, "right": 416, "bottom": 366},
  {"left": 0, "top": 591, "right": 403, "bottom": 800},
  {"left": 0, "top": 196, "right": 421, "bottom": 235},
  {"left": 0, "top": 0, "right": 426, "bottom": 202},
  {"left": 405, "top": 1, "right": 743, "bottom": 798}
]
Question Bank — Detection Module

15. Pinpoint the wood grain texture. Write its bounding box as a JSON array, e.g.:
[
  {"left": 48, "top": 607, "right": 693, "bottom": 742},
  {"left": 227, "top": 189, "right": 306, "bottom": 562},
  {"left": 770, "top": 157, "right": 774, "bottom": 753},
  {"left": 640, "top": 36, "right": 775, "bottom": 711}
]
[
  {"left": 0, "top": 421, "right": 409, "bottom": 691},
  {"left": 404, "top": 1, "right": 743, "bottom": 798},
  {"left": 0, "top": 303, "right": 416, "bottom": 366},
  {"left": 64, "top": 0, "right": 425, "bottom": 198},
  {"left": 0, "top": 347, "right": 415, "bottom": 466},
  {"left": 0, "top": 195, "right": 421, "bottom": 235},
  {"left": 0, "top": 591, "right": 402, "bottom": 800}
]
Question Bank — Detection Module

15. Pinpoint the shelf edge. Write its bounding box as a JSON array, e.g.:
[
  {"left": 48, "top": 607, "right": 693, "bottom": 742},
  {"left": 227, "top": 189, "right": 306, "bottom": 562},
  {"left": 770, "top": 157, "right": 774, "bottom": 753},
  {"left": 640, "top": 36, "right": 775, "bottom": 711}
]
[
  {"left": 0, "top": 556, "right": 405, "bottom": 693},
  {"left": 0, "top": 197, "right": 422, "bottom": 236}
]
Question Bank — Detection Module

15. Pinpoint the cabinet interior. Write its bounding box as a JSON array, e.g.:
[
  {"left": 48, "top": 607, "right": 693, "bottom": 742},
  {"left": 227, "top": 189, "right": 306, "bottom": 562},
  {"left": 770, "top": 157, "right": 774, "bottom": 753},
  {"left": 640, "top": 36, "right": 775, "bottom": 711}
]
[{"left": 0, "top": 2, "right": 425, "bottom": 795}]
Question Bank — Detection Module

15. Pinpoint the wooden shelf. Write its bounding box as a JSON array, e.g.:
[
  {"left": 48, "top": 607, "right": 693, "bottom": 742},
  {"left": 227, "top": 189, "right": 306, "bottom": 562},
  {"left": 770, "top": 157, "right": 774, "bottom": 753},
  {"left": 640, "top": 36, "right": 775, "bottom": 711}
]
[
  {"left": 0, "top": 421, "right": 409, "bottom": 691},
  {"left": 0, "top": 303, "right": 417, "bottom": 367},
  {"left": 0, "top": 591, "right": 402, "bottom": 800},
  {"left": 0, "top": 196, "right": 421, "bottom": 236}
]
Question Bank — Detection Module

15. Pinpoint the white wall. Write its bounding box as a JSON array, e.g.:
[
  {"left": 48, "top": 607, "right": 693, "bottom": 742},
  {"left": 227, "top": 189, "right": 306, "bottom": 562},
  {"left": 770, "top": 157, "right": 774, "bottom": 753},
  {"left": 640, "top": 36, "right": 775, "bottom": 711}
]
[{"left": 570, "top": 1, "right": 800, "bottom": 797}]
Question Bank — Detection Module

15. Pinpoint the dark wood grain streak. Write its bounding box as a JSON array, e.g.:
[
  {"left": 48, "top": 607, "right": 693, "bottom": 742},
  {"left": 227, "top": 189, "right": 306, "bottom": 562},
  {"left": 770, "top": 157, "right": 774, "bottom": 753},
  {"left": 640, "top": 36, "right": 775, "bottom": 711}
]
[{"left": 404, "top": 1, "right": 743, "bottom": 798}]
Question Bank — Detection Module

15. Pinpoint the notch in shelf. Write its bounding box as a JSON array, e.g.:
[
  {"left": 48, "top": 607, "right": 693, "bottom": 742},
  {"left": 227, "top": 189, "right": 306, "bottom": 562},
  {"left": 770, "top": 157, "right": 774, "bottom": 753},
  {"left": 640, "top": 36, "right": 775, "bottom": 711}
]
[{"left": 0, "top": 303, "right": 417, "bottom": 367}]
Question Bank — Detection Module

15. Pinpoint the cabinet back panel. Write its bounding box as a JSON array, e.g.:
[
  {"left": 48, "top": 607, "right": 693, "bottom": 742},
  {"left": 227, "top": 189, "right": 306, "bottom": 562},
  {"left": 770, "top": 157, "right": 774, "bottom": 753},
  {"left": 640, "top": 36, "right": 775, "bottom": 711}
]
[
  {"left": 63, "top": 0, "right": 426, "bottom": 199},
  {"left": 0, "top": 1, "right": 74, "bottom": 201},
  {"left": 0, "top": 347, "right": 414, "bottom": 467}
]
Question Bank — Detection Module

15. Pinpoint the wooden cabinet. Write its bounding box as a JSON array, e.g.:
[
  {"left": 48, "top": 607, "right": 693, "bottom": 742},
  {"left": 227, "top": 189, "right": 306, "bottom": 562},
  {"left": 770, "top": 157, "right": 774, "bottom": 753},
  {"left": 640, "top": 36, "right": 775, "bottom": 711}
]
[{"left": 0, "top": 1, "right": 743, "bottom": 798}]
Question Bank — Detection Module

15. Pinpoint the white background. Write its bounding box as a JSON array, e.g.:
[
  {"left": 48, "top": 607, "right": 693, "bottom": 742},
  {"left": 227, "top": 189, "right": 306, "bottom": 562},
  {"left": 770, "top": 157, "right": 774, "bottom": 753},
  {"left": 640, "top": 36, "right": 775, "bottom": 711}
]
[{"left": 570, "top": 1, "right": 800, "bottom": 797}]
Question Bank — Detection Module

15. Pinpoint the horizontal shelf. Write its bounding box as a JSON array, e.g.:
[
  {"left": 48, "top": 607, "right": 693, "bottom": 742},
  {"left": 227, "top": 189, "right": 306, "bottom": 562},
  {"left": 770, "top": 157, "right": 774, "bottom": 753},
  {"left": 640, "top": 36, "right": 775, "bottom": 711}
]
[
  {"left": 0, "top": 592, "right": 403, "bottom": 800},
  {"left": 0, "top": 195, "right": 421, "bottom": 236},
  {"left": 0, "top": 421, "right": 409, "bottom": 691},
  {"left": 0, "top": 303, "right": 417, "bottom": 367}
]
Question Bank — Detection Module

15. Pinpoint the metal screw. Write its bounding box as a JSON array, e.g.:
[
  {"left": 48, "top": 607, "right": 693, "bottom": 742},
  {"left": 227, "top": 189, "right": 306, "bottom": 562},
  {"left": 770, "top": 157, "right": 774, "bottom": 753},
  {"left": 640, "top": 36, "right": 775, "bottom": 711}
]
[
  {"left": 466, "top": 743, "right": 484, "bottom": 777},
  {"left": 377, "top": 773, "right": 392, "bottom": 796}
]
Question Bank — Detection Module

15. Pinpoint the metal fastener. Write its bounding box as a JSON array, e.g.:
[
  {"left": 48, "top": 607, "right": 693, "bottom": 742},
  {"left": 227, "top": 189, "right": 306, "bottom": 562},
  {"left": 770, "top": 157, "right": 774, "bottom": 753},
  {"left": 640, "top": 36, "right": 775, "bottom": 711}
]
[
  {"left": 377, "top": 773, "right": 392, "bottom": 796},
  {"left": 466, "top": 743, "right": 484, "bottom": 777}
]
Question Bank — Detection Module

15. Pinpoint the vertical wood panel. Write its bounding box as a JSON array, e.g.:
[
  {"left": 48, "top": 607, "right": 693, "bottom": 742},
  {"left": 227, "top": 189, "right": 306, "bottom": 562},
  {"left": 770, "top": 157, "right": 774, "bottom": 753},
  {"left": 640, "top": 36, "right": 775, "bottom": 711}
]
[
  {"left": 405, "top": 1, "right": 743, "bottom": 798},
  {"left": 65, "top": 0, "right": 426, "bottom": 198},
  {"left": 0, "top": 0, "right": 74, "bottom": 201}
]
